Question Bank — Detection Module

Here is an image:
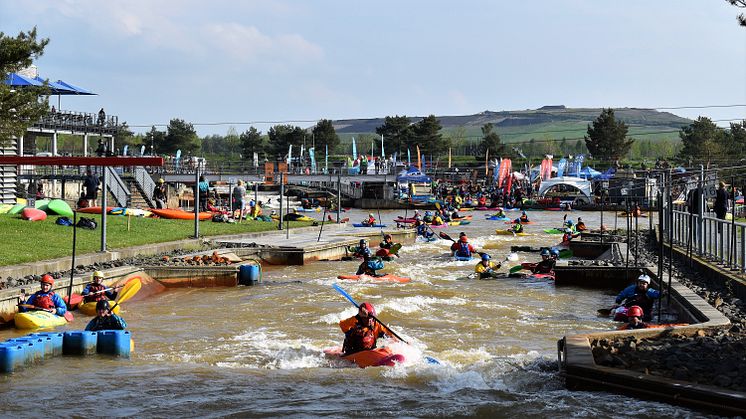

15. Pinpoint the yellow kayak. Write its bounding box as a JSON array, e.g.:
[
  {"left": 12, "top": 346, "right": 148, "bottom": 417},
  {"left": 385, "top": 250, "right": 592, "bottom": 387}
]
[
  {"left": 14, "top": 311, "right": 68, "bottom": 330},
  {"left": 79, "top": 300, "right": 121, "bottom": 316},
  {"left": 495, "top": 229, "right": 529, "bottom": 236}
]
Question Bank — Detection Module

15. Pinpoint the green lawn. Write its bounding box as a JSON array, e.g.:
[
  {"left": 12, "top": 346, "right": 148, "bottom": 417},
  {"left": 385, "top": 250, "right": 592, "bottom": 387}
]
[{"left": 0, "top": 214, "right": 314, "bottom": 266}]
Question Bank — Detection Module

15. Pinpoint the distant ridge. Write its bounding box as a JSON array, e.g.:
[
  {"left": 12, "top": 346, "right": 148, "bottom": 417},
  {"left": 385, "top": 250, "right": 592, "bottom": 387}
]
[{"left": 332, "top": 106, "right": 692, "bottom": 142}]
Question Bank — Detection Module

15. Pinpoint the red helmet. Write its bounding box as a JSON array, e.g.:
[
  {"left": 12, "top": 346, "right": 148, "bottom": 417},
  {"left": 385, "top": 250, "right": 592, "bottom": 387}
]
[
  {"left": 459, "top": 236, "right": 468, "bottom": 242},
  {"left": 627, "top": 306, "right": 644, "bottom": 318},
  {"left": 40, "top": 274, "right": 54, "bottom": 286},
  {"left": 360, "top": 302, "right": 376, "bottom": 317}
]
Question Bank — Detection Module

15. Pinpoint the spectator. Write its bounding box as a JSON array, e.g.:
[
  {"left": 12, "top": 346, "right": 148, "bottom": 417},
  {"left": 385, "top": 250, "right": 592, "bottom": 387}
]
[
  {"left": 95, "top": 139, "right": 106, "bottom": 157},
  {"left": 198, "top": 175, "right": 209, "bottom": 212},
  {"left": 153, "top": 178, "right": 168, "bottom": 209},
  {"left": 97, "top": 108, "right": 106, "bottom": 125},
  {"left": 83, "top": 169, "right": 100, "bottom": 207}
]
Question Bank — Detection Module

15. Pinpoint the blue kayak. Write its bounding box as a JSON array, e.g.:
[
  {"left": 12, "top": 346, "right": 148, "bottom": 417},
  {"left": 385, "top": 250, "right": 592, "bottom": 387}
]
[
  {"left": 485, "top": 216, "right": 510, "bottom": 221},
  {"left": 454, "top": 254, "right": 473, "bottom": 261},
  {"left": 353, "top": 223, "right": 387, "bottom": 228}
]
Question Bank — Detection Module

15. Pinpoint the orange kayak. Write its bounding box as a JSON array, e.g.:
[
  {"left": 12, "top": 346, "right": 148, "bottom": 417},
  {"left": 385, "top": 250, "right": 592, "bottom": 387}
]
[
  {"left": 324, "top": 346, "right": 405, "bottom": 368},
  {"left": 337, "top": 274, "right": 411, "bottom": 283},
  {"left": 150, "top": 208, "right": 213, "bottom": 220}
]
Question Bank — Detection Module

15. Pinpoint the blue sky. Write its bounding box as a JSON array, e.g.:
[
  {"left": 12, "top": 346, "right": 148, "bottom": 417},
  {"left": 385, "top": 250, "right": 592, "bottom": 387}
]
[{"left": 2, "top": 0, "right": 745, "bottom": 136}]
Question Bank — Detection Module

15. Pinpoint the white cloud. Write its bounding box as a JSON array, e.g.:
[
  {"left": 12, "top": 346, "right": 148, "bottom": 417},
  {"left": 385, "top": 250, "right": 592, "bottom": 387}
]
[{"left": 204, "top": 23, "right": 323, "bottom": 64}]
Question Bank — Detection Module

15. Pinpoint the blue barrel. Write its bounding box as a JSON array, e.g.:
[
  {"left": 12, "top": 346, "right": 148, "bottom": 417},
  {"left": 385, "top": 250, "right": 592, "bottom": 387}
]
[
  {"left": 63, "top": 331, "right": 98, "bottom": 356},
  {"left": 0, "top": 343, "right": 25, "bottom": 373},
  {"left": 7, "top": 337, "right": 45, "bottom": 364},
  {"left": 238, "top": 263, "right": 262, "bottom": 285},
  {"left": 31, "top": 332, "right": 64, "bottom": 356},
  {"left": 97, "top": 330, "right": 131, "bottom": 357}
]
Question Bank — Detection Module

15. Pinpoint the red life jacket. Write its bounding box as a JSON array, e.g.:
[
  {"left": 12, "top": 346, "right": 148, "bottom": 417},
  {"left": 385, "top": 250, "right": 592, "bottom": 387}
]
[
  {"left": 343, "top": 320, "right": 378, "bottom": 354},
  {"left": 84, "top": 283, "right": 108, "bottom": 302},
  {"left": 33, "top": 291, "right": 56, "bottom": 309}
]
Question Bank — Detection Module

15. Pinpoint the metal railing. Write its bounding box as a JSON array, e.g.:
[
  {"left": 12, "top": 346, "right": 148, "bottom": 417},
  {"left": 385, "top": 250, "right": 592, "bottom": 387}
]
[
  {"left": 133, "top": 166, "right": 155, "bottom": 206},
  {"left": 104, "top": 166, "right": 130, "bottom": 207},
  {"left": 285, "top": 179, "right": 364, "bottom": 199},
  {"left": 31, "top": 109, "right": 119, "bottom": 136},
  {"left": 666, "top": 208, "right": 746, "bottom": 273}
]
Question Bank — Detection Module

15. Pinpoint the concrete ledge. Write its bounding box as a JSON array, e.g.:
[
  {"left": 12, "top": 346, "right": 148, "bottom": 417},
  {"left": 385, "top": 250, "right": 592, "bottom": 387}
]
[
  {"left": 142, "top": 266, "right": 238, "bottom": 287},
  {"left": 559, "top": 267, "right": 738, "bottom": 415}
]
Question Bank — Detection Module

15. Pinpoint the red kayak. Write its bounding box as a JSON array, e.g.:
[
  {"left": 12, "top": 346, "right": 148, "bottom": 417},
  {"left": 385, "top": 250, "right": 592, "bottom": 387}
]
[
  {"left": 21, "top": 207, "right": 47, "bottom": 221},
  {"left": 337, "top": 274, "right": 411, "bottom": 283},
  {"left": 77, "top": 206, "right": 115, "bottom": 214},
  {"left": 150, "top": 208, "right": 213, "bottom": 220},
  {"left": 394, "top": 217, "right": 417, "bottom": 223},
  {"left": 63, "top": 293, "right": 84, "bottom": 310},
  {"left": 324, "top": 346, "right": 405, "bottom": 368}
]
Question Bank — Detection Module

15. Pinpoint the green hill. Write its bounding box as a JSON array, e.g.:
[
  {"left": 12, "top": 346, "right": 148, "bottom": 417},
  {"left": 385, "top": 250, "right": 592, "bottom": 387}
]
[{"left": 332, "top": 106, "right": 692, "bottom": 144}]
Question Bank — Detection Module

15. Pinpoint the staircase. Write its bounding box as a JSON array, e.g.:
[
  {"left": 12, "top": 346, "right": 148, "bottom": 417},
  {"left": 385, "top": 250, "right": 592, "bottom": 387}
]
[{"left": 128, "top": 180, "right": 151, "bottom": 209}]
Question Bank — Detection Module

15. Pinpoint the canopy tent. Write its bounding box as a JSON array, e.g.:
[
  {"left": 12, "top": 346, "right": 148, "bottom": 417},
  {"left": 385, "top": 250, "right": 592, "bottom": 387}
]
[
  {"left": 511, "top": 171, "right": 526, "bottom": 180},
  {"left": 397, "top": 166, "right": 431, "bottom": 183}
]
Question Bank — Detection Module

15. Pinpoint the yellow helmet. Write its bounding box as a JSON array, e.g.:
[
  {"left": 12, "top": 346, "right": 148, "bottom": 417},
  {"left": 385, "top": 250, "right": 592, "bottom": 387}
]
[{"left": 92, "top": 270, "right": 105, "bottom": 279}]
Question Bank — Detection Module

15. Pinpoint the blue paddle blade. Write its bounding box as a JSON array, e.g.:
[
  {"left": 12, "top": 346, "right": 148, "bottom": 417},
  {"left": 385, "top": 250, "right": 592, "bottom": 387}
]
[
  {"left": 425, "top": 356, "right": 440, "bottom": 365},
  {"left": 332, "top": 284, "right": 359, "bottom": 308}
]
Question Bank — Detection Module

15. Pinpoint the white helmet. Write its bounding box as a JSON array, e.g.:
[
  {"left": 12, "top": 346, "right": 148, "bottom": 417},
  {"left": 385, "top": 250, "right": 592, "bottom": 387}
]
[{"left": 637, "top": 274, "right": 651, "bottom": 284}]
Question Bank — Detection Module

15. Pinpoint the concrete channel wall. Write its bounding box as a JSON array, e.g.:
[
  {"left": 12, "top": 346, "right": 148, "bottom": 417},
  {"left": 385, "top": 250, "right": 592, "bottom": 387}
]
[{"left": 557, "top": 266, "right": 743, "bottom": 415}]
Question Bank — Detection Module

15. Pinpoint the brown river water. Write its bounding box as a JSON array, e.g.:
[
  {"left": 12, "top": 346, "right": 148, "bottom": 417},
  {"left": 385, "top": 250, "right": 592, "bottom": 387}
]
[{"left": 0, "top": 209, "right": 706, "bottom": 417}]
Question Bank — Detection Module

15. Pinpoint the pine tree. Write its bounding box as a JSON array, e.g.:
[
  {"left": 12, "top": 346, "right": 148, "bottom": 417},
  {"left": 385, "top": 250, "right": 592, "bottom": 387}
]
[
  {"left": 584, "top": 108, "right": 634, "bottom": 162},
  {"left": 476, "top": 123, "right": 505, "bottom": 160}
]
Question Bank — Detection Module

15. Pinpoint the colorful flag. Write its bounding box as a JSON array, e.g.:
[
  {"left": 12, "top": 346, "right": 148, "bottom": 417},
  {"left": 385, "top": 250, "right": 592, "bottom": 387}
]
[{"left": 352, "top": 137, "right": 357, "bottom": 160}]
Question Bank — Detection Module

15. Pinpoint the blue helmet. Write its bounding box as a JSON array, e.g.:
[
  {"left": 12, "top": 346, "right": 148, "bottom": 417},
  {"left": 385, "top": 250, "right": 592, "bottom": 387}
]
[
  {"left": 540, "top": 248, "right": 550, "bottom": 256},
  {"left": 550, "top": 248, "right": 560, "bottom": 257},
  {"left": 481, "top": 254, "right": 491, "bottom": 261},
  {"left": 566, "top": 220, "right": 574, "bottom": 226}
]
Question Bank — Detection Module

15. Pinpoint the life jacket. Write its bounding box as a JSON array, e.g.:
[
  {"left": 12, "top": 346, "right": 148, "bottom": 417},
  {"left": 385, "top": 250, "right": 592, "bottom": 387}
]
[
  {"left": 342, "top": 318, "right": 378, "bottom": 354},
  {"left": 512, "top": 224, "right": 523, "bottom": 233},
  {"left": 456, "top": 242, "right": 472, "bottom": 257},
  {"left": 84, "top": 283, "right": 108, "bottom": 303},
  {"left": 33, "top": 291, "right": 56, "bottom": 310},
  {"left": 562, "top": 233, "right": 573, "bottom": 242},
  {"left": 520, "top": 216, "right": 529, "bottom": 222}
]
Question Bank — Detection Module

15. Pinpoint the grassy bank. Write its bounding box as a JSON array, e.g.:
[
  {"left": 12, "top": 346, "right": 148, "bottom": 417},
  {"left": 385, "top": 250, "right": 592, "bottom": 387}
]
[{"left": 0, "top": 214, "right": 314, "bottom": 266}]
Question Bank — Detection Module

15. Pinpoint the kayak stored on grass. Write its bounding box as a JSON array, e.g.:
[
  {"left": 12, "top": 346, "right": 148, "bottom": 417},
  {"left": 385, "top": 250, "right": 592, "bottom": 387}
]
[
  {"left": 150, "top": 208, "right": 213, "bottom": 220},
  {"left": 77, "top": 206, "right": 115, "bottom": 214},
  {"left": 324, "top": 346, "right": 405, "bottom": 368},
  {"left": 337, "top": 274, "right": 411, "bottom": 283},
  {"left": 14, "top": 311, "right": 68, "bottom": 330},
  {"left": 46, "top": 199, "right": 74, "bottom": 217},
  {"left": 21, "top": 207, "right": 47, "bottom": 221}
]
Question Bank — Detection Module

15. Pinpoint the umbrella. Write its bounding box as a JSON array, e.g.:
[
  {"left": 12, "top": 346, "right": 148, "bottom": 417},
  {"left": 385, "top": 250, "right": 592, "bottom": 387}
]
[{"left": 4, "top": 72, "right": 44, "bottom": 87}]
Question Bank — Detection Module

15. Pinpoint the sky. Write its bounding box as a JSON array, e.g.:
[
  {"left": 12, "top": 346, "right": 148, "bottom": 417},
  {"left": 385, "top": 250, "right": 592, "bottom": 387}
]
[{"left": 2, "top": 0, "right": 745, "bottom": 136}]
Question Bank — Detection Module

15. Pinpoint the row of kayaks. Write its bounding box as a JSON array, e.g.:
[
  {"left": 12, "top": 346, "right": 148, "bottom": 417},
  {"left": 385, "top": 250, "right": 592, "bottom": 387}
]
[{"left": 1, "top": 199, "right": 75, "bottom": 219}]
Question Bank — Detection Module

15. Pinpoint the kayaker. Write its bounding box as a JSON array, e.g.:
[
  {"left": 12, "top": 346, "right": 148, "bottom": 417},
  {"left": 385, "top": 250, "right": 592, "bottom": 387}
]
[
  {"left": 362, "top": 213, "right": 376, "bottom": 226},
  {"left": 451, "top": 209, "right": 462, "bottom": 220},
  {"left": 531, "top": 249, "right": 556, "bottom": 275},
  {"left": 611, "top": 274, "right": 662, "bottom": 322},
  {"left": 423, "top": 211, "right": 433, "bottom": 223},
  {"left": 475, "top": 254, "right": 501, "bottom": 279},
  {"left": 19, "top": 275, "right": 67, "bottom": 317},
  {"left": 153, "top": 178, "right": 168, "bottom": 209},
  {"left": 519, "top": 211, "right": 530, "bottom": 223},
  {"left": 431, "top": 212, "right": 445, "bottom": 226},
  {"left": 84, "top": 300, "right": 128, "bottom": 332},
  {"left": 550, "top": 248, "right": 561, "bottom": 261},
  {"left": 352, "top": 239, "right": 372, "bottom": 259},
  {"left": 510, "top": 220, "right": 524, "bottom": 235},
  {"left": 356, "top": 255, "right": 384, "bottom": 276},
  {"left": 561, "top": 228, "right": 579, "bottom": 244},
  {"left": 415, "top": 222, "right": 435, "bottom": 240},
  {"left": 82, "top": 271, "right": 118, "bottom": 303},
  {"left": 378, "top": 234, "right": 400, "bottom": 258},
  {"left": 340, "top": 302, "right": 388, "bottom": 355},
  {"left": 451, "top": 235, "right": 475, "bottom": 258},
  {"left": 576, "top": 217, "right": 587, "bottom": 231},
  {"left": 617, "top": 306, "right": 649, "bottom": 330},
  {"left": 494, "top": 208, "right": 507, "bottom": 218}
]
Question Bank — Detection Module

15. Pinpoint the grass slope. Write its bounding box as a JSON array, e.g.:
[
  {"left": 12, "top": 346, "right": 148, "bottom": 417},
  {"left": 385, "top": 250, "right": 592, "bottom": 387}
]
[{"left": 0, "top": 214, "right": 314, "bottom": 266}]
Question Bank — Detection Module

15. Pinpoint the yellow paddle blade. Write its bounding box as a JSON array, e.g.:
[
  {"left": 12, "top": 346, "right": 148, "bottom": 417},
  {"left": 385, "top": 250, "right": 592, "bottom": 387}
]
[{"left": 116, "top": 277, "right": 142, "bottom": 304}]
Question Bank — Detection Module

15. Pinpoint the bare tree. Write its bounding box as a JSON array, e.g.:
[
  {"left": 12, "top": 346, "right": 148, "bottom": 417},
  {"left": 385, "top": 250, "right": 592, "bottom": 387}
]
[{"left": 727, "top": 0, "right": 746, "bottom": 26}]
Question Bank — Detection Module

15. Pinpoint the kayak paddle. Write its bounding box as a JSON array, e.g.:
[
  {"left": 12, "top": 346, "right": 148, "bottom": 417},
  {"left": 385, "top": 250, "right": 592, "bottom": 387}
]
[
  {"left": 509, "top": 265, "right": 524, "bottom": 274},
  {"left": 108, "top": 277, "right": 142, "bottom": 313},
  {"left": 331, "top": 284, "right": 440, "bottom": 365}
]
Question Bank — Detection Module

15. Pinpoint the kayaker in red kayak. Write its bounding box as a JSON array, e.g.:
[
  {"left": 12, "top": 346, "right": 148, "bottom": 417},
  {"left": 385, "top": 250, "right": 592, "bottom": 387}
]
[
  {"left": 19, "top": 274, "right": 67, "bottom": 317},
  {"left": 377, "top": 234, "right": 399, "bottom": 258},
  {"left": 82, "top": 271, "right": 118, "bottom": 303},
  {"left": 617, "top": 305, "right": 648, "bottom": 330},
  {"left": 531, "top": 249, "right": 556, "bottom": 275},
  {"left": 340, "top": 302, "right": 389, "bottom": 355},
  {"left": 85, "top": 300, "right": 128, "bottom": 332}
]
